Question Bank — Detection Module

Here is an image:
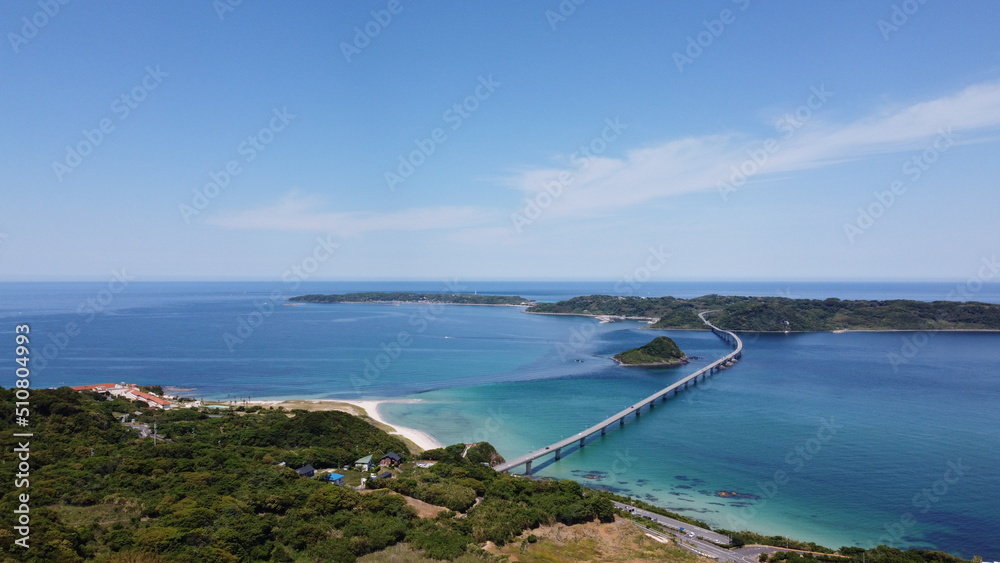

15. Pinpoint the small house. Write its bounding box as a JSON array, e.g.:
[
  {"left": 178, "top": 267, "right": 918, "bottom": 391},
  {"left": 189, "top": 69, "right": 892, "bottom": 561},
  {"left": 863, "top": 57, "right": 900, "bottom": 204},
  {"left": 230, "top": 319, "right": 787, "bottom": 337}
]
[
  {"left": 379, "top": 452, "right": 402, "bottom": 467},
  {"left": 376, "top": 471, "right": 393, "bottom": 480},
  {"left": 354, "top": 454, "right": 374, "bottom": 471},
  {"left": 323, "top": 473, "right": 345, "bottom": 486},
  {"left": 296, "top": 465, "right": 315, "bottom": 478}
]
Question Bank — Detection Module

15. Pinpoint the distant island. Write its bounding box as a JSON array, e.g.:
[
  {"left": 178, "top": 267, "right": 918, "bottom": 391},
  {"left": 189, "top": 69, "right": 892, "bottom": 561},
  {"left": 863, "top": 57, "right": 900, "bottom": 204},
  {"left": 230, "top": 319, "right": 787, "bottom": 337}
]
[
  {"left": 527, "top": 294, "right": 1000, "bottom": 332},
  {"left": 290, "top": 292, "right": 534, "bottom": 306},
  {"left": 614, "top": 336, "right": 688, "bottom": 366}
]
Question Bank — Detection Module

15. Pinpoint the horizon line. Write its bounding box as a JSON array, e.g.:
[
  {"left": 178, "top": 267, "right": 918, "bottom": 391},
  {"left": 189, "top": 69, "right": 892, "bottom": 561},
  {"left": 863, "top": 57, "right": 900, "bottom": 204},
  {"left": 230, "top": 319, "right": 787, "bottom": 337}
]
[{"left": 0, "top": 278, "right": 989, "bottom": 284}]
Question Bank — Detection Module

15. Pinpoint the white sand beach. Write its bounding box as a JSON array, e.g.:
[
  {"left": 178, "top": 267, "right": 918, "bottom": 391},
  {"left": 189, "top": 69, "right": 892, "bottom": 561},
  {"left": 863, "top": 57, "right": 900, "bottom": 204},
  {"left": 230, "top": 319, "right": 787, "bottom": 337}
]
[
  {"left": 243, "top": 398, "right": 444, "bottom": 451},
  {"left": 339, "top": 399, "right": 444, "bottom": 451}
]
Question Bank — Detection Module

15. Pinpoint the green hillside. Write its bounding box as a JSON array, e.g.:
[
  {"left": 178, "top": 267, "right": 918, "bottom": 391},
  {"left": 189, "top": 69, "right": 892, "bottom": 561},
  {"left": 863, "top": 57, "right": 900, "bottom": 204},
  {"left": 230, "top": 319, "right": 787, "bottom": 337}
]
[
  {"left": 0, "top": 387, "right": 612, "bottom": 562},
  {"left": 526, "top": 294, "right": 1000, "bottom": 332}
]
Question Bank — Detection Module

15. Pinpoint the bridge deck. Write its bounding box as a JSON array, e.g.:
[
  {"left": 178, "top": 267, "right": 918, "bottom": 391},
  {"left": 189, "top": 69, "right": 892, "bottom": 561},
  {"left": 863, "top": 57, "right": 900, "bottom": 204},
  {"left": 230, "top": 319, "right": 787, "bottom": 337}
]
[{"left": 494, "top": 311, "right": 742, "bottom": 474}]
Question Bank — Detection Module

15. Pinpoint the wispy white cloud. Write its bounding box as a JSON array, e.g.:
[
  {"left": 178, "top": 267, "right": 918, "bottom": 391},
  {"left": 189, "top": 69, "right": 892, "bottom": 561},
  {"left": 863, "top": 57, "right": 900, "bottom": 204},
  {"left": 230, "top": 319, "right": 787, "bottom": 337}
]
[
  {"left": 206, "top": 192, "right": 497, "bottom": 236},
  {"left": 207, "top": 82, "right": 1000, "bottom": 240},
  {"left": 504, "top": 81, "right": 1000, "bottom": 215}
]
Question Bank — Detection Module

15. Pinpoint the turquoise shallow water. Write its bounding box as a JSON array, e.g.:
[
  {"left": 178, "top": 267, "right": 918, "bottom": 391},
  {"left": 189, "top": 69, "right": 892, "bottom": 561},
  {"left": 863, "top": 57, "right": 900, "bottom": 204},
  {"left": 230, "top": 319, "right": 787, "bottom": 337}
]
[
  {"left": 385, "top": 330, "right": 1000, "bottom": 556},
  {"left": 3, "top": 282, "right": 999, "bottom": 559}
]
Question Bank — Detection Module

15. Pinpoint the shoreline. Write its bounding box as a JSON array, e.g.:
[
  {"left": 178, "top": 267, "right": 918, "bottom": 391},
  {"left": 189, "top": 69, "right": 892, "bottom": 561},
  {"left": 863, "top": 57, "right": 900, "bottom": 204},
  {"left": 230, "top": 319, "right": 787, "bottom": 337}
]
[
  {"left": 526, "top": 311, "right": 1000, "bottom": 333},
  {"left": 290, "top": 300, "right": 532, "bottom": 308},
  {"left": 342, "top": 399, "right": 445, "bottom": 451},
  {"left": 612, "top": 357, "right": 689, "bottom": 367},
  {"left": 244, "top": 398, "right": 444, "bottom": 452}
]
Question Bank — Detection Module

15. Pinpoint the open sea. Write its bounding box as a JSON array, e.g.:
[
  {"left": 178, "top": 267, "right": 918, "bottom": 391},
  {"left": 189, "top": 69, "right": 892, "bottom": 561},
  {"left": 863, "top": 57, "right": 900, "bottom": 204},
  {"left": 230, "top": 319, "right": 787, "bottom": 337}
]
[{"left": 2, "top": 281, "right": 998, "bottom": 559}]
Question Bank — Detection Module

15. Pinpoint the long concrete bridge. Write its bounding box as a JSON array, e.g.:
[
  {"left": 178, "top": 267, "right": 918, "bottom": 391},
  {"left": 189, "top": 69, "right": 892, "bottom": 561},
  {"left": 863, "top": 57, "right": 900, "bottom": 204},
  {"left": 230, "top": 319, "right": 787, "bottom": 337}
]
[{"left": 494, "top": 311, "right": 743, "bottom": 475}]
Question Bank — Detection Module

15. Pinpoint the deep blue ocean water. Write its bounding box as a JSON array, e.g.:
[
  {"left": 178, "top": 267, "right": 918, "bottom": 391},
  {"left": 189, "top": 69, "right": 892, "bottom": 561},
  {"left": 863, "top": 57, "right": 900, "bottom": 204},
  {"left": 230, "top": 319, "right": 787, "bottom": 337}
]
[{"left": 2, "top": 281, "right": 998, "bottom": 559}]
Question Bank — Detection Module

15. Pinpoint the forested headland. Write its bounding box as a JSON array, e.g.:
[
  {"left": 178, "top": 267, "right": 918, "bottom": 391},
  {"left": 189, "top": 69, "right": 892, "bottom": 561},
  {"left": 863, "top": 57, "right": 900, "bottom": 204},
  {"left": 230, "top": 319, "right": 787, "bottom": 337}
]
[
  {"left": 289, "top": 293, "right": 533, "bottom": 306},
  {"left": 526, "top": 294, "right": 1000, "bottom": 332}
]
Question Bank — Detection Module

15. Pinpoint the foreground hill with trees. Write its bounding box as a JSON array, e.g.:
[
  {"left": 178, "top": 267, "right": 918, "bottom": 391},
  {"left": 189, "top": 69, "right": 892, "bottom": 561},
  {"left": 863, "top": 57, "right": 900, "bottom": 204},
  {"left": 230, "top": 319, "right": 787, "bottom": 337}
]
[
  {"left": 526, "top": 294, "right": 1000, "bottom": 332},
  {"left": 0, "top": 388, "right": 615, "bottom": 562},
  {"left": 0, "top": 387, "right": 979, "bottom": 562}
]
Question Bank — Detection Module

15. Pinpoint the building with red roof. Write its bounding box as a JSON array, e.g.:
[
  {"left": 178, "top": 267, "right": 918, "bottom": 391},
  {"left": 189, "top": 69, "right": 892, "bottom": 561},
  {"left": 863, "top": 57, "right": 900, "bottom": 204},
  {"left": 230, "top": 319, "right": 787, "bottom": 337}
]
[{"left": 70, "top": 383, "right": 173, "bottom": 409}]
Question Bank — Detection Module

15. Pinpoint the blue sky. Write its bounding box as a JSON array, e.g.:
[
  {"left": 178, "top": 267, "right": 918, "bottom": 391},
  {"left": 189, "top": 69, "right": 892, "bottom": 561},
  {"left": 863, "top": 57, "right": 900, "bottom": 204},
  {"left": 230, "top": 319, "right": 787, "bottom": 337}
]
[{"left": 2, "top": 1, "right": 999, "bottom": 281}]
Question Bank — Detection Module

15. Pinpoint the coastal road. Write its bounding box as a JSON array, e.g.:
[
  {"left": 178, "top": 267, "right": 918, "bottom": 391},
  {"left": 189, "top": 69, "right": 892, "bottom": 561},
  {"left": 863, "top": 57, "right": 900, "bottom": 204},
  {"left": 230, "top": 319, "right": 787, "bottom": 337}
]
[
  {"left": 629, "top": 519, "right": 791, "bottom": 562},
  {"left": 632, "top": 521, "right": 740, "bottom": 561},
  {"left": 616, "top": 502, "right": 811, "bottom": 562},
  {"left": 613, "top": 501, "right": 731, "bottom": 545}
]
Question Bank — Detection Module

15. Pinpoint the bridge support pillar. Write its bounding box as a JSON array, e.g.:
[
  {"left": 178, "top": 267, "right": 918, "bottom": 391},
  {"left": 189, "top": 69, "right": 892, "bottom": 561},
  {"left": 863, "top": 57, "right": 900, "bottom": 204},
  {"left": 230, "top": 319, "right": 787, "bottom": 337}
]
[
  {"left": 555, "top": 448, "right": 561, "bottom": 460},
  {"left": 525, "top": 461, "right": 532, "bottom": 475},
  {"left": 601, "top": 426, "right": 606, "bottom": 436},
  {"left": 635, "top": 408, "right": 640, "bottom": 418},
  {"left": 579, "top": 437, "right": 585, "bottom": 448}
]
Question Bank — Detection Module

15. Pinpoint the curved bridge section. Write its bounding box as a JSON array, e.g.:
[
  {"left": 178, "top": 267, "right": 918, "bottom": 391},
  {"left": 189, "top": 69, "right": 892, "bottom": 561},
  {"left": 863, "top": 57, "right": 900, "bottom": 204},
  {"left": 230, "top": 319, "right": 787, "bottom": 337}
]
[{"left": 495, "top": 311, "right": 742, "bottom": 475}]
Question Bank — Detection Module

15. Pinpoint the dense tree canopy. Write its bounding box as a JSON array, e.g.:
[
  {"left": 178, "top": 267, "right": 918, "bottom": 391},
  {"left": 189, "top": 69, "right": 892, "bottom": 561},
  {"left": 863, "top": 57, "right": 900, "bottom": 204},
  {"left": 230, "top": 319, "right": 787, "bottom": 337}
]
[
  {"left": 613, "top": 336, "right": 687, "bottom": 366},
  {"left": 0, "top": 388, "right": 610, "bottom": 562},
  {"left": 527, "top": 294, "right": 1000, "bottom": 331}
]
